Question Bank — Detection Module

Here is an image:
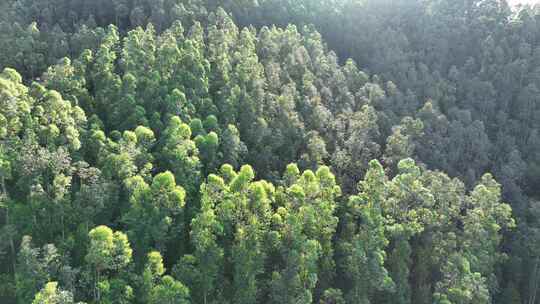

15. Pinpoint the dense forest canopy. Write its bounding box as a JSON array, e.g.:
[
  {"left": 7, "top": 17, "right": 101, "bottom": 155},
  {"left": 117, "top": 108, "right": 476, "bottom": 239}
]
[{"left": 0, "top": 0, "right": 539, "bottom": 303}]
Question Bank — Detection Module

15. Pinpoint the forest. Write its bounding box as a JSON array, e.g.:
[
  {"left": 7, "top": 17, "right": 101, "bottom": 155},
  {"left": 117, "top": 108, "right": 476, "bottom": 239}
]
[{"left": 0, "top": 0, "right": 539, "bottom": 303}]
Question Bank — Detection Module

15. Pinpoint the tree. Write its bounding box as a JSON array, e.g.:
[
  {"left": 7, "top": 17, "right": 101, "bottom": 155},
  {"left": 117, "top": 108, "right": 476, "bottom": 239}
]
[
  {"left": 337, "top": 160, "right": 394, "bottom": 304},
  {"left": 433, "top": 254, "right": 489, "bottom": 304},
  {"left": 269, "top": 164, "right": 340, "bottom": 303},
  {"left": 158, "top": 116, "right": 201, "bottom": 198},
  {"left": 16, "top": 236, "right": 61, "bottom": 304},
  {"left": 175, "top": 178, "right": 224, "bottom": 304},
  {"left": 462, "top": 174, "right": 515, "bottom": 292},
  {"left": 219, "top": 124, "right": 247, "bottom": 168},
  {"left": 124, "top": 171, "right": 186, "bottom": 260},
  {"left": 150, "top": 276, "right": 190, "bottom": 304},
  {"left": 32, "top": 282, "right": 77, "bottom": 304},
  {"left": 90, "top": 25, "right": 121, "bottom": 127},
  {"left": 140, "top": 251, "right": 190, "bottom": 304},
  {"left": 320, "top": 289, "right": 345, "bottom": 304},
  {"left": 383, "top": 117, "right": 423, "bottom": 168},
  {"left": 195, "top": 131, "right": 220, "bottom": 173},
  {"left": 85, "top": 225, "right": 132, "bottom": 302},
  {"left": 330, "top": 105, "right": 380, "bottom": 192},
  {"left": 140, "top": 251, "right": 166, "bottom": 301}
]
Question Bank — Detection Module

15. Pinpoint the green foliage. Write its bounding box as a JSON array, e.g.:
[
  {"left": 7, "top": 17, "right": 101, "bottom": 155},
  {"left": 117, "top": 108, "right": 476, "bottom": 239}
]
[
  {"left": 85, "top": 226, "right": 132, "bottom": 302},
  {"left": 124, "top": 171, "right": 186, "bottom": 258},
  {"left": 150, "top": 276, "right": 190, "bottom": 304},
  {"left": 0, "top": 2, "right": 532, "bottom": 304},
  {"left": 32, "top": 282, "right": 76, "bottom": 304},
  {"left": 337, "top": 160, "right": 393, "bottom": 303},
  {"left": 158, "top": 116, "right": 201, "bottom": 197},
  {"left": 86, "top": 225, "right": 132, "bottom": 272},
  {"left": 433, "top": 254, "right": 489, "bottom": 304},
  {"left": 16, "top": 237, "right": 61, "bottom": 304}
]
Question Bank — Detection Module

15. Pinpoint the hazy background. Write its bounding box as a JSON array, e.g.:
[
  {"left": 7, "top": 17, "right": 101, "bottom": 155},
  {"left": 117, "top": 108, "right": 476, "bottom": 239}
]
[{"left": 509, "top": 0, "right": 540, "bottom": 6}]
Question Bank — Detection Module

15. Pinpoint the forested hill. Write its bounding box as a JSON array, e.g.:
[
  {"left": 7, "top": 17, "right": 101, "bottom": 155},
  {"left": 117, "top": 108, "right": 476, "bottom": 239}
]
[{"left": 0, "top": 1, "right": 538, "bottom": 304}]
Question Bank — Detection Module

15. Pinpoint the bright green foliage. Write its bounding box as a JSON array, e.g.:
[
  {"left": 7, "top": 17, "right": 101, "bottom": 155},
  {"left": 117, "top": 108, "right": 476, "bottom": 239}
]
[
  {"left": 85, "top": 225, "right": 132, "bottom": 302},
  {"left": 96, "top": 278, "right": 133, "bottom": 304},
  {"left": 141, "top": 251, "right": 190, "bottom": 304},
  {"left": 337, "top": 160, "right": 394, "bottom": 303},
  {"left": 220, "top": 165, "right": 272, "bottom": 304},
  {"left": 32, "top": 282, "right": 76, "bottom": 304},
  {"left": 0, "top": 68, "right": 86, "bottom": 150},
  {"left": 269, "top": 212, "right": 321, "bottom": 304},
  {"left": 140, "top": 251, "right": 165, "bottom": 302},
  {"left": 158, "top": 116, "right": 201, "bottom": 197},
  {"left": 137, "top": 251, "right": 165, "bottom": 302},
  {"left": 177, "top": 164, "right": 272, "bottom": 304},
  {"left": 124, "top": 171, "right": 186, "bottom": 259},
  {"left": 146, "top": 251, "right": 165, "bottom": 278},
  {"left": 99, "top": 128, "right": 155, "bottom": 183},
  {"left": 176, "top": 195, "right": 223, "bottom": 304},
  {"left": 379, "top": 159, "right": 514, "bottom": 304},
  {"left": 381, "top": 159, "right": 434, "bottom": 304},
  {"left": 41, "top": 57, "right": 91, "bottom": 114},
  {"left": 195, "top": 131, "right": 219, "bottom": 173},
  {"left": 462, "top": 174, "right": 515, "bottom": 289},
  {"left": 149, "top": 276, "right": 190, "bottom": 304},
  {"left": 0, "top": 69, "right": 32, "bottom": 139},
  {"left": 433, "top": 254, "right": 489, "bottom": 304},
  {"left": 269, "top": 164, "right": 340, "bottom": 303},
  {"left": 86, "top": 226, "right": 132, "bottom": 272}
]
